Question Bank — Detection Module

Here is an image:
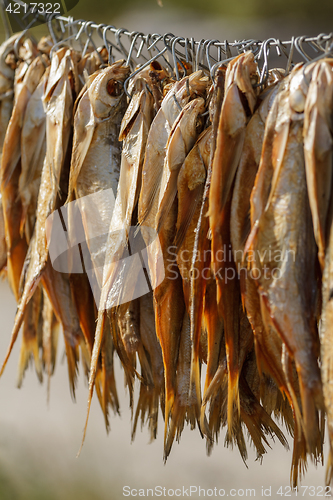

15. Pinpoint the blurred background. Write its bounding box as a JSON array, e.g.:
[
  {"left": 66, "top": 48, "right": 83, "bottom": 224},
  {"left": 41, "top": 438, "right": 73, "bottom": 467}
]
[{"left": 0, "top": 0, "right": 332, "bottom": 498}]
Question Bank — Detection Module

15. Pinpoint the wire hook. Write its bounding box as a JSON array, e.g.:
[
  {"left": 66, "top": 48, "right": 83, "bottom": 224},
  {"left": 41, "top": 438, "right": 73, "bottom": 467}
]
[{"left": 123, "top": 46, "right": 168, "bottom": 98}]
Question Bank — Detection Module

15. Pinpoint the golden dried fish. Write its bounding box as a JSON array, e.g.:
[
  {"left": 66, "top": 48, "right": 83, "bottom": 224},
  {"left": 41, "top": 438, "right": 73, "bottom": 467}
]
[
  {"left": 209, "top": 53, "right": 258, "bottom": 430},
  {"left": 246, "top": 65, "right": 323, "bottom": 457},
  {"left": 164, "top": 312, "right": 197, "bottom": 457},
  {"left": 132, "top": 292, "right": 164, "bottom": 442},
  {"left": 151, "top": 96, "right": 207, "bottom": 456},
  {"left": 155, "top": 96, "right": 206, "bottom": 233},
  {"left": 303, "top": 60, "right": 333, "bottom": 270},
  {"left": 189, "top": 71, "right": 225, "bottom": 440},
  {"left": 99, "top": 65, "right": 155, "bottom": 295},
  {"left": 0, "top": 49, "right": 75, "bottom": 379},
  {"left": 19, "top": 67, "right": 50, "bottom": 242},
  {"left": 1, "top": 55, "right": 47, "bottom": 299},
  {"left": 0, "top": 33, "right": 22, "bottom": 157},
  {"left": 231, "top": 82, "right": 281, "bottom": 270},
  {"left": 138, "top": 70, "right": 208, "bottom": 229},
  {"left": 67, "top": 60, "right": 129, "bottom": 286},
  {"left": 176, "top": 126, "right": 211, "bottom": 304}
]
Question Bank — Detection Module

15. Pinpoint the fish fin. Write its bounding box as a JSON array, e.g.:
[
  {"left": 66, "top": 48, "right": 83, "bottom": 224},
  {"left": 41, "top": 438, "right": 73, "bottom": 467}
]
[
  {"left": 17, "top": 330, "right": 43, "bottom": 388},
  {"left": 77, "top": 308, "right": 106, "bottom": 457},
  {"left": 63, "top": 337, "right": 80, "bottom": 401}
]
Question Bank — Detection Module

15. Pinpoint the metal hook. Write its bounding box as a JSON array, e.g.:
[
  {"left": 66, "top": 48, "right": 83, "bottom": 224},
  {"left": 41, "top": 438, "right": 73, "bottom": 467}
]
[
  {"left": 254, "top": 37, "right": 277, "bottom": 88},
  {"left": 195, "top": 38, "right": 205, "bottom": 72},
  {"left": 285, "top": 36, "right": 295, "bottom": 74},
  {"left": 115, "top": 27, "right": 129, "bottom": 60},
  {"left": 147, "top": 34, "right": 173, "bottom": 72},
  {"left": 126, "top": 32, "right": 145, "bottom": 69},
  {"left": 123, "top": 46, "right": 168, "bottom": 98},
  {"left": 47, "top": 12, "right": 64, "bottom": 44},
  {"left": 81, "top": 21, "right": 104, "bottom": 64},
  {"left": 49, "top": 20, "right": 85, "bottom": 58},
  {"left": 205, "top": 39, "right": 219, "bottom": 71},
  {"left": 209, "top": 55, "right": 237, "bottom": 83},
  {"left": 102, "top": 25, "right": 122, "bottom": 63},
  {"left": 13, "top": 8, "right": 39, "bottom": 56},
  {"left": 294, "top": 35, "right": 312, "bottom": 62},
  {"left": 171, "top": 36, "right": 186, "bottom": 80},
  {"left": 224, "top": 40, "right": 232, "bottom": 59}
]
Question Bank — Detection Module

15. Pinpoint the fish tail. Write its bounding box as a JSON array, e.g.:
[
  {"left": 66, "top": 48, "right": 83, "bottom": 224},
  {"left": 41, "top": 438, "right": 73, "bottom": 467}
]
[
  {"left": 99, "top": 353, "right": 119, "bottom": 433},
  {"left": 137, "top": 343, "right": 154, "bottom": 387},
  {"left": 202, "top": 364, "right": 226, "bottom": 407},
  {"left": 111, "top": 332, "right": 135, "bottom": 411},
  {"left": 63, "top": 336, "right": 80, "bottom": 401},
  {"left": 227, "top": 370, "right": 240, "bottom": 435},
  {"left": 17, "top": 332, "right": 43, "bottom": 388},
  {"left": 94, "top": 371, "right": 106, "bottom": 427},
  {"left": 77, "top": 309, "right": 106, "bottom": 457},
  {"left": 0, "top": 309, "right": 25, "bottom": 378},
  {"left": 132, "top": 383, "right": 159, "bottom": 443},
  {"left": 200, "top": 403, "right": 213, "bottom": 443},
  {"left": 241, "top": 393, "right": 288, "bottom": 459},
  {"left": 164, "top": 397, "right": 186, "bottom": 460},
  {"left": 297, "top": 371, "right": 323, "bottom": 455},
  {"left": 189, "top": 352, "right": 201, "bottom": 418},
  {"left": 163, "top": 391, "right": 175, "bottom": 461},
  {"left": 290, "top": 420, "right": 308, "bottom": 488}
]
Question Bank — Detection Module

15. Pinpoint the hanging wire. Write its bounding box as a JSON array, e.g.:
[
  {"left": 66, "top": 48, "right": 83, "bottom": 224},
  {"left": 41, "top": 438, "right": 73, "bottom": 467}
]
[{"left": 3, "top": 0, "right": 333, "bottom": 89}]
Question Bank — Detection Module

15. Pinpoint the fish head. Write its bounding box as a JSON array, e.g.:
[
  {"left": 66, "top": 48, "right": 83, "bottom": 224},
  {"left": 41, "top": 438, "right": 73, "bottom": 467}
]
[
  {"left": 226, "top": 51, "right": 259, "bottom": 114},
  {"left": 88, "top": 60, "right": 130, "bottom": 120}
]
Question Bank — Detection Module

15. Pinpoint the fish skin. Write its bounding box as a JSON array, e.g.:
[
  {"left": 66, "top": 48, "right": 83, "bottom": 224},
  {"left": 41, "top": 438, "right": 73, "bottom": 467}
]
[
  {"left": 148, "top": 94, "right": 207, "bottom": 458},
  {"left": 68, "top": 61, "right": 129, "bottom": 287},
  {"left": 42, "top": 259, "right": 84, "bottom": 399},
  {"left": 303, "top": 60, "right": 333, "bottom": 271},
  {"left": 138, "top": 70, "right": 208, "bottom": 229},
  {"left": 231, "top": 79, "right": 297, "bottom": 440},
  {"left": 98, "top": 66, "right": 155, "bottom": 304},
  {"left": 41, "top": 287, "right": 59, "bottom": 402},
  {"left": 0, "top": 49, "right": 75, "bottom": 379},
  {"left": 231, "top": 83, "right": 281, "bottom": 271},
  {"left": 248, "top": 66, "right": 323, "bottom": 456},
  {"left": 19, "top": 67, "right": 50, "bottom": 242},
  {"left": 176, "top": 126, "right": 211, "bottom": 306},
  {"left": 100, "top": 316, "right": 120, "bottom": 432},
  {"left": 155, "top": 96, "right": 206, "bottom": 234},
  {"left": 132, "top": 292, "right": 164, "bottom": 442},
  {"left": 17, "top": 284, "right": 43, "bottom": 388},
  {"left": 1, "top": 55, "right": 47, "bottom": 299},
  {"left": 209, "top": 51, "right": 258, "bottom": 306},
  {"left": 75, "top": 62, "right": 132, "bottom": 451},
  {"left": 208, "top": 53, "right": 258, "bottom": 431},
  {"left": 189, "top": 70, "right": 225, "bottom": 440}
]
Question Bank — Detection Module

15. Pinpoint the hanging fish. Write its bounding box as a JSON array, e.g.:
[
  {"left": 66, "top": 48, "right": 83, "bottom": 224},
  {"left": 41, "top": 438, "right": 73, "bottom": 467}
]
[
  {"left": 303, "top": 59, "right": 333, "bottom": 271},
  {"left": 0, "top": 49, "right": 78, "bottom": 389},
  {"left": 208, "top": 52, "right": 258, "bottom": 432},
  {"left": 1, "top": 54, "right": 47, "bottom": 299},
  {"left": 245, "top": 64, "right": 324, "bottom": 461}
]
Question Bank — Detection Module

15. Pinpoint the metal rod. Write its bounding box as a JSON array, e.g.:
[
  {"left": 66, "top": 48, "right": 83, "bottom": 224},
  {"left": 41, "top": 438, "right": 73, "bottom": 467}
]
[{"left": 6, "top": 0, "right": 333, "bottom": 71}]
